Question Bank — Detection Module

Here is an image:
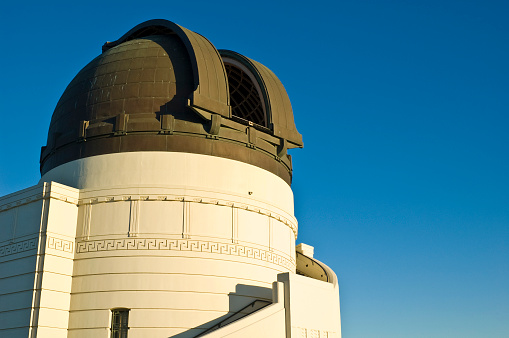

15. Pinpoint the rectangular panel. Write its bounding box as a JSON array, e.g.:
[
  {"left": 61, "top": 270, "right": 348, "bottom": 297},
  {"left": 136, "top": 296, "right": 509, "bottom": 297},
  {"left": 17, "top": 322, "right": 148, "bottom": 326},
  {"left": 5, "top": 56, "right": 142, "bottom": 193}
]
[
  {"left": 46, "top": 199, "right": 78, "bottom": 237},
  {"left": 15, "top": 201, "right": 44, "bottom": 238},
  {"left": 0, "top": 273, "right": 36, "bottom": 295},
  {"left": 39, "top": 289, "right": 72, "bottom": 311},
  {"left": 37, "top": 307, "right": 71, "bottom": 330},
  {"left": 0, "top": 255, "right": 37, "bottom": 279},
  {"left": 0, "top": 209, "right": 15, "bottom": 242},
  {"left": 89, "top": 201, "right": 130, "bottom": 237},
  {"left": 237, "top": 209, "right": 269, "bottom": 248},
  {"left": 0, "top": 290, "right": 34, "bottom": 312},
  {"left": 139, "top": 201, "right": 183, "bottom": 235},
  {"left": 189, "top": 203, "right": 232, "bottom": 240},
  {"left": 0, "top": 308, "right": 32, "bottom": 330},
  {"left": 272, "top": 220, "right": 291, "bottom": 255}
]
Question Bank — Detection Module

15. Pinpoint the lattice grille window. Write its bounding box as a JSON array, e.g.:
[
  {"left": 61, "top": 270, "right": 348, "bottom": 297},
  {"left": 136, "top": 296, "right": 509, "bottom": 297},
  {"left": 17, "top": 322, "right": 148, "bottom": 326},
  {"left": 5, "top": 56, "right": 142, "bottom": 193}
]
[
  {"left": 225, "top": 64, "right": 266, "bottom": 127},
  {"left": 111, "top": 308, "right": 129, "bottom": 338}
]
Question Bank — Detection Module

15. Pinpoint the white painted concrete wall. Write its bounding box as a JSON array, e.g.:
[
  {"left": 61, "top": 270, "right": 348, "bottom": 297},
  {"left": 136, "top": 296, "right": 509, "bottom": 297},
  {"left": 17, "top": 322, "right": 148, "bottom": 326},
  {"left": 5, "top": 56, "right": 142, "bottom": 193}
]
[
  {"left": 40, "top": 152, "right": 298, "bottom": 337},
  {"left": 0, "top": 182, "right": 79, "bottom": 338},
  {"left": 200, "top": 271, "right": 342, "bottom": 338},
  {"left": 0, "top": 152, "right": 342, "bottom": 337},
  {"left": 278, "top": 269, "right": 342, "bottom": 338},
  {"left": 201, "top": 282, "right": 286, "bottom": 338}
]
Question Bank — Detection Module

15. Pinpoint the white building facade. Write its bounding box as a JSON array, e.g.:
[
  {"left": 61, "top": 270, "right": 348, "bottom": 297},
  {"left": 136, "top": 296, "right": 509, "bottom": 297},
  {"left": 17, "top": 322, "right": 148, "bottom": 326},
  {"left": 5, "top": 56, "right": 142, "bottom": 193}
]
[{"left": 0, "top": 20, "right": 341, "bottom": 338}]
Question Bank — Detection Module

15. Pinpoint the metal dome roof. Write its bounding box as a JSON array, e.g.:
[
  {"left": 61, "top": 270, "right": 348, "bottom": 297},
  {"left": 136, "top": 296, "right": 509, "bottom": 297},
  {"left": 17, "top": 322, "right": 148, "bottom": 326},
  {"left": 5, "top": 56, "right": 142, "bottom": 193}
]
[{"left": 41, "top": 19, "right": 302, "bottom": 184}]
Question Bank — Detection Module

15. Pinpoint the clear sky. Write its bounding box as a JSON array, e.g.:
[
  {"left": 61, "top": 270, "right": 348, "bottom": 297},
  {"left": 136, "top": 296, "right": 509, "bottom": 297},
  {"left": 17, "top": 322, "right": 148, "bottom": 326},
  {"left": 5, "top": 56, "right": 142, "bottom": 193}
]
[{"left": 1, "top": 1, "right": 508, "bottom": 337}]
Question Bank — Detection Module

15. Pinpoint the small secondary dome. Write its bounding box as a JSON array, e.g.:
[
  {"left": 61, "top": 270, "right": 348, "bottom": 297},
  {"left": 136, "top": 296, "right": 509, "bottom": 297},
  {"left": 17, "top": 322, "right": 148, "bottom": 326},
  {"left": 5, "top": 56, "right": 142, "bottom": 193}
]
[{"left": 41, "top": 19, "right": 303, "bottom": 184}]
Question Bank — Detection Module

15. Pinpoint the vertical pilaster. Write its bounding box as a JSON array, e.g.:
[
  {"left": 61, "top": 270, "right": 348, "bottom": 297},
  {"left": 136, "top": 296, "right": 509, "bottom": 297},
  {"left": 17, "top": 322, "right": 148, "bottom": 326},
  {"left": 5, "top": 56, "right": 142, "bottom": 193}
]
[
  {"left": 269, "top": 217, "right": 274, "bottom": 252},
  {"left": 129, "top": 200, "right": 140, "bottom": 237},
  {"left": 10, "top": 207, "right": 18, "bottom": 241},
  {"left": 232, "top": 206, "right": 238, "bottom": 244},
  {"left": 82, "top": 204, "right": 92, "bottom": 240},
  {"left": 183, "top": 201, "right": 190, "bottom": 239}
]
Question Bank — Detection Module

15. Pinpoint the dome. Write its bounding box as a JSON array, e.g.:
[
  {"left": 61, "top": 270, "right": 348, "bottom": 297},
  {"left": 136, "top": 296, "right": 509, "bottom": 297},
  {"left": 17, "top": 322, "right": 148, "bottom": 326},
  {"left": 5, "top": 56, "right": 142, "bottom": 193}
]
[{"left": 40, "top": 19, "right": 303, "bottom": 184}]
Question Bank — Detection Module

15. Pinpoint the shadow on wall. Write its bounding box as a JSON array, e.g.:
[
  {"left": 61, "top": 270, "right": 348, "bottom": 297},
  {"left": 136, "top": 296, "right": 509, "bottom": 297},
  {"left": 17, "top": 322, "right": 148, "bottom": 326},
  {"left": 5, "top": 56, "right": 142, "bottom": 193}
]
[{"left": 170, "top": 284, "right": 273, "bottom": 338}]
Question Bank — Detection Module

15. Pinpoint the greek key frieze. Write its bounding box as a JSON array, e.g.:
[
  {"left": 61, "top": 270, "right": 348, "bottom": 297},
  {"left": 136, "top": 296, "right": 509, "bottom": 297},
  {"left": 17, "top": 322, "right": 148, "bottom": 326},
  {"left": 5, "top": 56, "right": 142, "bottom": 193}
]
[
  {"left": 0, "top": 238, "right": 38, "bottom": 257},
  {"left": 76, "top": 238, "right": 295, "bottom": 270},
  {"left": 47, "top": 236, "right": 74, "bottom": 253}
]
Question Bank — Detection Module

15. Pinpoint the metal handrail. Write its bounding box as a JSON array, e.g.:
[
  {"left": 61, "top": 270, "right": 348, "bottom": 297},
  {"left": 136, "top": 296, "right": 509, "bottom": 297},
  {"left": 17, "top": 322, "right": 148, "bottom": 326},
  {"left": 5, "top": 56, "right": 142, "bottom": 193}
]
[{"left": 194, "top": 299, "right": 271, "bottom": 337}]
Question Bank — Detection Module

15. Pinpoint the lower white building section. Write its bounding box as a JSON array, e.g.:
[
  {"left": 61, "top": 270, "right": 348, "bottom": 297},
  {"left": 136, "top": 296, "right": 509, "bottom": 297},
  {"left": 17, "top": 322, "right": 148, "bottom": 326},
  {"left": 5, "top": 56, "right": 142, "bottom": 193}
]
[
  {"left": 0, "top": 183, "right": 78, "bottom": 337},
  {"left": 0, "top": 152, "right": 341, "bottom": 337}
]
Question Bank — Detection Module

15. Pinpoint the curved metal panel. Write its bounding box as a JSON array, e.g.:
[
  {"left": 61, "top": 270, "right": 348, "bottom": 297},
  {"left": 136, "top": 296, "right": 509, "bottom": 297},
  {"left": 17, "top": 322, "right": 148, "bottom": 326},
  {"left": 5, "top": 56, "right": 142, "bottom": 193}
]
[
  {"left": 40, "top": 21, "right": 296, "bottom": 184},
  {"left": 296, "top": 251, "right": 330, "bottom": 283},
  {"left": 219, "top": 50, "right": 303, "bottom": 148},
  {"left": 104, "top": 19, "right": 230, "bottom": 117}
]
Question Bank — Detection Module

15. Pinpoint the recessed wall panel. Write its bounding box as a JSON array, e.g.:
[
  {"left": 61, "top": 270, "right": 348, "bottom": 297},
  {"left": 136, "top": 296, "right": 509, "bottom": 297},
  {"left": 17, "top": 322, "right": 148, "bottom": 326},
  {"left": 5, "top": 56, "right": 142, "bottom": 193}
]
[
  {"left": 237, "top": 209, "right": 269, "bottom": 248},
  {"left": 139, "top": 200, "right": 183, "bottom": 235},
  {"left": 189, "top": 203, "right": 232, "bottom": 240},
  {"left": 272, "top": 220, "right": 292, "bottom": 255},
  {"left": 89, "top": 201, "right": 130, "bottom": 236}
]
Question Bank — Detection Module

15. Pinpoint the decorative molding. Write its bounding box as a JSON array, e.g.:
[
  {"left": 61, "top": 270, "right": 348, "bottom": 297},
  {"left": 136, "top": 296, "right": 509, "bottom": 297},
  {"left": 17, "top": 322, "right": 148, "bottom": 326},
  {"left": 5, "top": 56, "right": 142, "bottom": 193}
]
[
  {"left": 76, "top": 238, "right": 295, "bottom": 270},
  {"left": 310, "top": 329, "right": 319, "bottom": 338},
  {"left": 0, "top": 235, "right": 73, "bottom": 258},
  {"left": 45, "top": 194, "right": 79, "bottom": 205},
  {"left": 0, "top": 238, "right": 38, "bottom": 257},
  {"left": 77, "top": 194, "right": 298, "bottom": 236},
  {"left": 292, "top": 327, "right": 337, "bottom": 338},
  {"left": 47, "top": 236, "right": 74, "bottom": 253},
  {"left": 0, "top": 191, "right": 78, "bottom": 213},
  {"left": 0, "top": 194, "right": 42, "bottom": 212}
]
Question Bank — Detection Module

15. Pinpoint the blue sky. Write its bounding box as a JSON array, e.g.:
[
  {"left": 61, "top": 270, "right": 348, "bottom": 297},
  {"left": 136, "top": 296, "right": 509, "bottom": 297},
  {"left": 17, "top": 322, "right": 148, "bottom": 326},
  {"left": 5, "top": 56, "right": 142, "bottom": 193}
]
[{"left": 1, "top": 1, "right": 508, "bottom": 337}]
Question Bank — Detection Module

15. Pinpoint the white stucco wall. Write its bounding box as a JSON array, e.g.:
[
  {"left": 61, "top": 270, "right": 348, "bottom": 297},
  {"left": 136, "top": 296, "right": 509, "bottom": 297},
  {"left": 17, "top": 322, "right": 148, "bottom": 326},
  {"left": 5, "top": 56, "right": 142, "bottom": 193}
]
[
  {"left": 1, "top": 152, "right": 341, "bottom": 337},
  {"left": 40, "top": 152, "right": 298, "bottom": 337},
  {"left": 200, "top": 282, "right": 286, "bottom": 338},
  {"left": 0, "top": 182, "right": 79, "bottom": 338},
  {"left": 278, "top": 271, "right": 342, "bottom": 338}
]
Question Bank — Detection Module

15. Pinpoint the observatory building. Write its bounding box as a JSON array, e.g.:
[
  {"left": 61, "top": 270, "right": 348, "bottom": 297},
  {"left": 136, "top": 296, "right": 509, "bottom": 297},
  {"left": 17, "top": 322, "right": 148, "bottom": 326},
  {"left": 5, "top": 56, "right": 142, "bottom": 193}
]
[{"left": 0, "top": 20, "right": 341, "bottom": 337}]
